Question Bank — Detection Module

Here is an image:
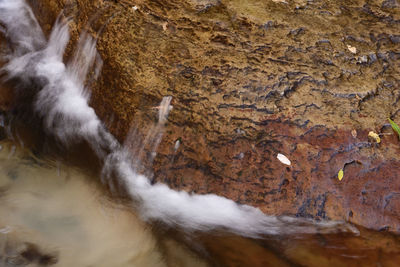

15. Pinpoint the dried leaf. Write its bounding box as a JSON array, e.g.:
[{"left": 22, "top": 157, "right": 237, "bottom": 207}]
[
  {"left": 368, "top": 131, "right": 381, "bottom": 143},
  {"left": 338, "top": 169, "right": 344, "bottom": 181},
  {"left": 351, "top": 129, "right": 357, "bottom": 138},
  {"left": 388, "top": 118, "right": 400, "bottom": 140},
  {"left": 347, "top": 45, "right": 357, "bottom": 54},
  {"left": 277, "top": 153, "right": 291, "bottom": 166},
  {"left": 162, "top": 22, "right": 168, "bottom": 31}
]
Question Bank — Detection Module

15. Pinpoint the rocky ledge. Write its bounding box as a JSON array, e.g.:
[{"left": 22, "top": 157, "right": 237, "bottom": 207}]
[{"left": 19, "top": 0, "right": 400, "bottom": 232}]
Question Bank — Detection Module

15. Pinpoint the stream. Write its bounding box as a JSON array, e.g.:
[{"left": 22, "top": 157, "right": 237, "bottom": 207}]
[
  {"left": 0, "top": 127, "right": 399, "bottom": 266},
  {"left": 0, "top": 0, "right": 400, "bottom": 266}
]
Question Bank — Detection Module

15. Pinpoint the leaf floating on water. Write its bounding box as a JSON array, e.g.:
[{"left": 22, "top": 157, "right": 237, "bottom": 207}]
[
  {"left": 368, "top": 131, "right": 381, "bottom": 143},
  {"left": 277, "top": 153, "right": 291, "bottom": 166},
  {"left": 338, "top": 169, "right": 344, "bottom": 181},
  {"left": 347, "top": 45, "right": 357, "bottom": 54},
  {"left": 388, "top": 118, "right": 400, "bottom": 140}
]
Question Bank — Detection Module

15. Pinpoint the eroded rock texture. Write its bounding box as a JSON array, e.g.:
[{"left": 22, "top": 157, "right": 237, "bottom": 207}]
[{"left": 25, "top": 0, "right": 400, "bottom": 231}]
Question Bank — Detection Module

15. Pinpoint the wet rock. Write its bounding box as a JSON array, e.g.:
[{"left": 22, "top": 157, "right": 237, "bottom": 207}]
[
  {"left": 382, "top": 0, "right": 399, "bottom": 9},
  {"left": 198, "top": 226, "right": 400, "bottom": 267},
  {"left": 1, "top": 240, "right": 58, "bottom": 266},
  {"left": 25, "top": 0, "right": 400, "bottom": 233}
]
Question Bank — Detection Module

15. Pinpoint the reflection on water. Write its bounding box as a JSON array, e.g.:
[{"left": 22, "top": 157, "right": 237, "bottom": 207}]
[{"left": 199, "top": 230, "right": 400, "bottom": 266}]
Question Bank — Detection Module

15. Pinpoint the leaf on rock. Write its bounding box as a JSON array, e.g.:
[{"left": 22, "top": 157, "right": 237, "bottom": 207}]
[
  {"left": 277, "top": 153, "right": 291, "bottom": 166},
  {"left": 338, "top": 169, "right": 344, "bottom": 181},
  {"left": 368, "top": 131, "right": 381, "bottom": 143},
  {"left": 347, "top": 45, "right": 357, "bottom": 54},
  {"left": 388, "top": 118, "right": 400, "bottom": 140}
]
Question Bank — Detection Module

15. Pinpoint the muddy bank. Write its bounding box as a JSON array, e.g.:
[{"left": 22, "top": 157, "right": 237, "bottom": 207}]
[{"left": 17, "top": 0, "right": 400, "bottom": 232}]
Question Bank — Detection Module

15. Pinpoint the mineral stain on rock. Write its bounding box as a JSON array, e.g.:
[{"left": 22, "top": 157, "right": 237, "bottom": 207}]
[{"left": 19, "top": 0, "right": 400, "bottom": 233}]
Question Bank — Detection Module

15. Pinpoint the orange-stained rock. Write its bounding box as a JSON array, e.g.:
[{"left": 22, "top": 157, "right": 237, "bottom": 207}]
[{"left": 26, "top": 0, "right": 400, "bottom": 232}]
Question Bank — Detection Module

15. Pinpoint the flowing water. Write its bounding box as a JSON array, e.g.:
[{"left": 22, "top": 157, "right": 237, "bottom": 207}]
[
  {"left": 0, "top": 133, "right": 399, "bottom": 267},
  {"left": 0, "top": 139, "right": 168, "bottom": 267},
  {"left": 0, "top": 0, "right": 399, "bottom": 266}
]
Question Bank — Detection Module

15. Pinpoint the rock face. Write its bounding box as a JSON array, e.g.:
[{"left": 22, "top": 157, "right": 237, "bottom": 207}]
[{"left": 25, "top": 0, "right": 400, "bottom": 232}]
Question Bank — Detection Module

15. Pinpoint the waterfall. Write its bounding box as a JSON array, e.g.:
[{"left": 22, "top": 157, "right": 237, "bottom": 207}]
[{"left": 0, "top": 0, "right": 358, "bottom": 237}]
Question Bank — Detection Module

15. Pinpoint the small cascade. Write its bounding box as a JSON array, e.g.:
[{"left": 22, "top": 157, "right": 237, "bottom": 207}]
[
  {"left": 0, "top": 0, "right": 358, "bottom": 238},
  {"left": 124, "top": 96, "right": 172, "bottom": 174}
]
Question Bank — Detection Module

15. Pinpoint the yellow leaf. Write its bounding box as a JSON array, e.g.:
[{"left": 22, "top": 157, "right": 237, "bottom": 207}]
[
  {"left": 338, "top": 169, "right": 344, "bottom": 181},
  {"left": 368, "top": 131, "right": 381, "bottom": 143}
]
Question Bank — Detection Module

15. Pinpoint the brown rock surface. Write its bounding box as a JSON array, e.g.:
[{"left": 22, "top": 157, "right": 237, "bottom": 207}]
[{"left": 25, "top": 0, "right": 400, "bottom": 232}]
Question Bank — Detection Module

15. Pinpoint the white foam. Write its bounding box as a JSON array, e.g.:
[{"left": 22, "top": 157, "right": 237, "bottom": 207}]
[
  {"left": 0, "top": 0, "right": 358, "bottom": 237},
  {"left": 0, "top": 0, "right": 45, "bottom": 56}
]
